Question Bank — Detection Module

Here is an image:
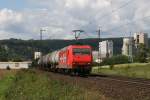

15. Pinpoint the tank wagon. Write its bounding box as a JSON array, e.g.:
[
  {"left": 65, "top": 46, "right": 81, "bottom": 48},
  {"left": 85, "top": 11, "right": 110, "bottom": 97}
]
[{"left": 38, "top": 45, "right": 93, "bottom": 75}]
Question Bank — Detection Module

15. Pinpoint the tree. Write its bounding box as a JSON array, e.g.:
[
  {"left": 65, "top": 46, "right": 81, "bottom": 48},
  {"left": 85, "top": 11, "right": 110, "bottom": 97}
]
[
  {"left": 136, "top": 44, "right": 148, "bottom": 63},
  {"left": 12, "top": 56, "right": 23, "bottom": 62},
  {"left": 101, "top": 55, "right": 129, "bottom": 65},
  {"left": 0, "top": 46, "right": 9, "bottom": 61}
]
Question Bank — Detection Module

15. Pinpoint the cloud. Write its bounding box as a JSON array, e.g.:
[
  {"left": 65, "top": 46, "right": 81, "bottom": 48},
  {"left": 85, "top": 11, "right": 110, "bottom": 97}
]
[
  {"left": 0, "top": 8, "right": 23, "bottom": 29},
  {"left": 0, "top": 0, "right": 150, "bottom": 40},
  {"left": 0, "top": 8, "right": 26, "bottom": 39}
]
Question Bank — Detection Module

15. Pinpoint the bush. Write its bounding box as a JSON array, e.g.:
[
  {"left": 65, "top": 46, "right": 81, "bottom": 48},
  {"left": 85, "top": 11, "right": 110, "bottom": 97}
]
[
  {"left": 101, "top": 55, "right": 129, "bottom": 66},
  {"left": 6, "top": 66, "right": 11, "bottom": 70},
  {"left": 92, "top": 62, "right": 102, "bottom": 66},
  {"left": 0, "top": 58, "right": 9, "bottom": 62},
  {"left": 12, "top": 56, "right": 23, "bottom": 62},
  {"left": 109, "top": 64, "right": 114, "bottom": 70},
  {"left": 31, "top": 59, "right": 39, "bottom": 68},
  {"left": 135, "top": 44, "right": 148, "bottom": 63}
]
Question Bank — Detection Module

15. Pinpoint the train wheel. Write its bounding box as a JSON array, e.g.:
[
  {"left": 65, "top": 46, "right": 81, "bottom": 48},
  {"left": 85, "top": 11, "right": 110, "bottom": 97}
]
[
  {"left": 85, "top": 68, "right": 91, "bottom": 75},
  {"left": 54, "top": 68, "right": 58, "bottom": 73},
  {"left": 67, "top": 69, "right": 71, "bottom": 75},
  {"left": 70, "top": 69, "right": 75, "bottom": 76},
  {"left": 63, "top": 69, "right": 68, "bottom": 75}
]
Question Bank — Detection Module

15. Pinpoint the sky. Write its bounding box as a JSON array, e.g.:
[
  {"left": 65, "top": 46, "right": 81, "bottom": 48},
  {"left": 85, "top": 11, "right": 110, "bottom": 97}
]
[{"left": 0, "top": 0, "right": 150, "bottom": 40}]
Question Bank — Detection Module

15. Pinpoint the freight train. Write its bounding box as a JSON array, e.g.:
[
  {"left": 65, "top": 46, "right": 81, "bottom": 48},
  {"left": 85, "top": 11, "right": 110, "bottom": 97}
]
[{"left": 38, "top": 45, "right": 93, "bottom": 75}]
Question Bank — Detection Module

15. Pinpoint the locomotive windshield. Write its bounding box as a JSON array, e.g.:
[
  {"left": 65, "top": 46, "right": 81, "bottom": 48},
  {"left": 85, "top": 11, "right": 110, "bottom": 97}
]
[{"left": 73, "top": 48, "right": 91, "bottom": 55}]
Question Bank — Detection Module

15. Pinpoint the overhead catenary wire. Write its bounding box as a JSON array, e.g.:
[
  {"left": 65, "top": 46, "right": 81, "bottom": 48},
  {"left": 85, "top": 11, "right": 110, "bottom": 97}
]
[
  {"left": 81, "top": 14, "right": 150, "bottom": 39},
  {"left": 88, "top": 15, "right": 150, "bottom": 38},
  {"left": 72, "top": 0, "right": 149, "bottom": 39},
  {"left": 82, "top": 0, "right": 134, "bottom": 39},
  {"left": 97, "top": 0, "right": 133, "bottom": 24},
  {"left": 85, "top": 0, "right": 133, "bottom": 27},
  {"left": 105, "top": 15, "right": 150, "bottom": 33},
  {"left": 97, "top": 0, "right": 150, "bottom": 38}
]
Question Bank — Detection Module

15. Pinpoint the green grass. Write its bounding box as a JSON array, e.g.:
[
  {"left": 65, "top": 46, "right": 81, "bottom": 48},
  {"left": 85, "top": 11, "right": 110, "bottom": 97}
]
[
  {"left": 0, "top": 72, "right": 16, "bottom": 100},
  {"left": 1, "top": 69, "right": 106, "bottom": 100},
  {"left": 93, "top": 63, "right": 150, "bottom": 79}
]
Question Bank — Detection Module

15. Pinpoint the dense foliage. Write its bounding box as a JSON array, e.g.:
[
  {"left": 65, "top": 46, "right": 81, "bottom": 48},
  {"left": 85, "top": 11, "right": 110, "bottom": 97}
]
[
  {"left": 0, "top": 38, "right": 149, "bottom": 61},
  {"left": 134, "top": 44, "right": 149, "bottom": 63},
  {"left": 101, "top": 55, "right": 129, "bottom": 66},
  {"left": 0, "top": 38, "right": 123, "bottom": 61},
  {"left": 0, "top": 44, "right": 23, "bottom": 62},
  {"left": 0, "top": 46, "right": 9, "bottom": 61}
]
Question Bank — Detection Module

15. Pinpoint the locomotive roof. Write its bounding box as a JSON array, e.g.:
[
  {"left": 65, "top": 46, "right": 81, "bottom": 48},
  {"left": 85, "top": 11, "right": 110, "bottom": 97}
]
[{"left": 60, "top": 45, "right": 91, "bottom": 51}]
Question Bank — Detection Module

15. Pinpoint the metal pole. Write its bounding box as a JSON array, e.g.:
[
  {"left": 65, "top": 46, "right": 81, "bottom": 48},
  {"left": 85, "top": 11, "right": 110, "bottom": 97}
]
[
  {"left": 72, "top": 30, "right": 84, "bottom": 41},
  {"left": 97, "top": 27, "right": 101, "bottom": 71},
  {"left": 40, "top": 29, "right": 46, "bottom": 41},
  {"left": 129, "top": 32, "right": 133, "bottom": 63},
  {"left": 40, "top": 29, "right": 46, "bottom": 68},
  {"left": 75, "top": 31, "right": 78, "bottom": 40}
]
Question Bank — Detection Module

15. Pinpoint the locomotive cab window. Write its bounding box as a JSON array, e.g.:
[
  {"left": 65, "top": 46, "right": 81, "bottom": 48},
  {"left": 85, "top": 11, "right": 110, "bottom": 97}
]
[{"left": 73, "top": 48, "right": 91, "bottom": 55}]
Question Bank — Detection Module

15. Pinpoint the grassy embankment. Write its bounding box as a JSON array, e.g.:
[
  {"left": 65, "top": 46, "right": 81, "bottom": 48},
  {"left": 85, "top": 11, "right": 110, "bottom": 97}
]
[
  {"left": 0, "top": 69, "right": 107, "bottom": 100},
  {"left": 93, "top": 63, "right": 150, "bottom": 79},
  {"left": 0, "top": 70, "right": 17, "bottom": 100}
]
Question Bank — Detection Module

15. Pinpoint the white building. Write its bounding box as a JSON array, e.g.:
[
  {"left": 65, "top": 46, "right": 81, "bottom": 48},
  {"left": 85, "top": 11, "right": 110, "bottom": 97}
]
[
  {"left": 92, "top": 51, "right": 99, "bottom": 63},
  {"left": 99, "top": 40, "right": 113, "bottom": 59},
  {"left": 34, "top": 52, "right": 42, "bottom": 60},
  {"left": 0, "top": 62, "right": 31, "bottom": 69},
  {"left": 122, "top": 37, "right": 134, "bottom": 56},
  {"left": 134, "top": 32, "right": 148, "bottom": 48}
]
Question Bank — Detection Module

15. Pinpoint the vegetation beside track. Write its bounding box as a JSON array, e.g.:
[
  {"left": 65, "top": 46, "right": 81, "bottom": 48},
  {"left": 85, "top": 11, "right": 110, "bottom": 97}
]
[
  {"left": 0, "top": 69, "right": 107, "bottom": 100},
  {"left": 93, "top": 63, "right": 150, "bottom": 79},
  {"left": 0, "top": 70, "right": 16, "bottom": 100}
]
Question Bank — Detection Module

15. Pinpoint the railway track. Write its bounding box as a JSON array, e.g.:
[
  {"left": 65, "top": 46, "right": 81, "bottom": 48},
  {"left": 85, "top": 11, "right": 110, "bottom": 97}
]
[
  {"left": 90, "top": 74, "right": 150, "bottom": 85},
  {"left": 88, "top": 74, "right": 150, "bottom": 89},
  {"left": 39, "top": 69, "right": 150, "bottom": 100},
  {"left": 43, "top": 69, "right": 150, "bottom": 87},
  {"left": 50, "top": 71, "right": 150, "bottom": 89}
]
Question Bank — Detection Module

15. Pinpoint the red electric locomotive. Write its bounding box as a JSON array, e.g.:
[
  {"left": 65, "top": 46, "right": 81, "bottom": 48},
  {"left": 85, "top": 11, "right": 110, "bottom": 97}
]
[{"left": 38, "top": 45, "right": 93, "bottom": 75}]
